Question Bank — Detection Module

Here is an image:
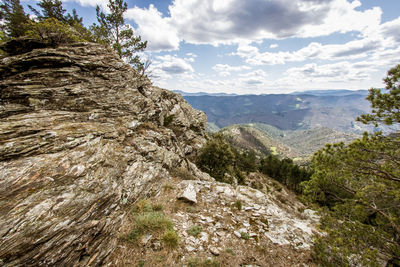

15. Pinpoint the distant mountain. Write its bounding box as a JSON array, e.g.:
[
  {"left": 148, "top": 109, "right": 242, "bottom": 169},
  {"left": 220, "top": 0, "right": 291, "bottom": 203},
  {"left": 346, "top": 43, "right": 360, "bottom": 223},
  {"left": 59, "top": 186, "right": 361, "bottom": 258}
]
[
  {"left": 220, "top": 123, "right": 360, "bottom": 162},
  {"left": 183, "top": 93, "right": 370, "bottom": 133},
  {"left": 290, "top": 89, "right": 369, "bottom": 97},
  {"left": 173, "top": 90, "right": 237, "bottom": 97},
  {"left": 182, "top": 90, "right": 400, "bottom": 134}
]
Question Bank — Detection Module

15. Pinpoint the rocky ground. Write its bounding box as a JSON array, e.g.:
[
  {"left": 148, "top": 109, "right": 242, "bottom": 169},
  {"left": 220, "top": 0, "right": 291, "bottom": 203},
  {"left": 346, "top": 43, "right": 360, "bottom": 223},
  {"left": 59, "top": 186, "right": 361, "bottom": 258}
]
[{"left": 109, "top": 174, "right": 320, "bottom": 267}]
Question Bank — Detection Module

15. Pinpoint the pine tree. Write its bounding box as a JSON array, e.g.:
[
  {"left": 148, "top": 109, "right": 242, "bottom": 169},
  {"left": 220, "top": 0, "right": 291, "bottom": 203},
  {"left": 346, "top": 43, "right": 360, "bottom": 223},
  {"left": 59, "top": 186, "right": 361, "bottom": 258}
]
[
  {"left": 29, "top": 0, "right": 66, "bottom": 22},
  {"left": 303, "top": 64, "right": 400, "bottom": 266},
  {"left": 357, "top": 64, "right": 400, "bottom": 126},
  {"left": 0, "top": 0, "right": 30, "bottom": 38},
  {"left": 91, "top": 0, "right": 147, "bottom": 69}
]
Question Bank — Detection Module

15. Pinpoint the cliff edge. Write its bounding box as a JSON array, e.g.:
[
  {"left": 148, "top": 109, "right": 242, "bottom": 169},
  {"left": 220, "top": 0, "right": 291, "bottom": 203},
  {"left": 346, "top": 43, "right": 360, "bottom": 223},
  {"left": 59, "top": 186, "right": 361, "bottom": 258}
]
[{"left": 0, "top": 40, "right": 207, "bottom": 266}]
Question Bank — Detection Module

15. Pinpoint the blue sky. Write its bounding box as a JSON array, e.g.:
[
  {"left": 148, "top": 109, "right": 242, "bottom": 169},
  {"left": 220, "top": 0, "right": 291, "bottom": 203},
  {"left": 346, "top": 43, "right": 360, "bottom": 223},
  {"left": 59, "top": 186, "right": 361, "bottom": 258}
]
[{"left": 22, "top": 0, "right": 400, "bottom": 94}]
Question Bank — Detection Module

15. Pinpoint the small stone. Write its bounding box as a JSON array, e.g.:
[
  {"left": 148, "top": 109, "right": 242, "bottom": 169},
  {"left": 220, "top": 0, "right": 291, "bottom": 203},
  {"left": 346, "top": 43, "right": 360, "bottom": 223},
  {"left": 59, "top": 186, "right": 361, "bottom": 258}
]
[
  {"left": 243, "top": 221, "right": 250, "bottom": 227},
  {"left": 186, "top": 245, "right": 196, "bottom": 252},
  {"left": 178, "top": 183, "right": 197, "bottom": 203},
  {"left": 141, "top": 234, "right": 152, "bottom": 244},
  {"left": 200, "top": 232, "right": 209, "bottom": 242},
  {"left": 209, "top": 246, "right": 220, "bottom": 256},
  {"left": 234, "top": 231, "right": 241, "bottom": 238},
  {"left": 239, "top": 228, "right": 247, "bottom": 233}
]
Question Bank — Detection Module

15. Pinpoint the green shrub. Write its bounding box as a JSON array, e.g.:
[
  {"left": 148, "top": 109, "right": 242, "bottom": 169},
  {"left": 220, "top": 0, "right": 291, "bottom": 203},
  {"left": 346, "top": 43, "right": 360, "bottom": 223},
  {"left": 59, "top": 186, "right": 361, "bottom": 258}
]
[
  {"left": 196, "top": 134, "right": 235, "bottom": 183},
  {"left": 25, "top": 18, "right": 85, "bottom": 47},
  {"left": 187, "top": 225, "right": 202, "bottom": 237}
]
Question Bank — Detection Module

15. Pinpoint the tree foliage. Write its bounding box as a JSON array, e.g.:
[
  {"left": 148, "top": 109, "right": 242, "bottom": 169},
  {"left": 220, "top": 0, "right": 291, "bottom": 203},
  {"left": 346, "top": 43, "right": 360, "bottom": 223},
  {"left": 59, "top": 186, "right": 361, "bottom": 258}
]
[
  {"left": 91, "top": 0, "right": 147, "bottom": 69},
  {"left": 196, "top": 134, "right": 235, "bottom": 183},
  {"left": 357, "top": 64, "right": 400, "bottom": 126},
  {"left": 260, "top": 155, "right": 311, "bottom": 194},
  {"left": 303, "top": 64, "right": 400, "bottom": 266},
  {"left": 0, "top": 0, "right": 30, "bottom": 38}
]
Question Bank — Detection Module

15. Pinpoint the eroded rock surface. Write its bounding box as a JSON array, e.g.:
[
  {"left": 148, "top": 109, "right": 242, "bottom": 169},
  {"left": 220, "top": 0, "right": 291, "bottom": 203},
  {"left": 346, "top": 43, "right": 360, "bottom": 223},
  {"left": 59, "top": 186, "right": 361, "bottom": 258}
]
[{"left": 0, "top": 41, "right": 206, "bottom": 266}]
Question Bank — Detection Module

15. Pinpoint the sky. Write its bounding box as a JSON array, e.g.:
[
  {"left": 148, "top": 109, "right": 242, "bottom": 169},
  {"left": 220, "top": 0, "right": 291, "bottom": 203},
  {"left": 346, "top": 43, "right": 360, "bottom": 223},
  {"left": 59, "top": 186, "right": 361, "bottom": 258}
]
[{"left": 22, "top": 0, "right": 400, "bottom": 94}]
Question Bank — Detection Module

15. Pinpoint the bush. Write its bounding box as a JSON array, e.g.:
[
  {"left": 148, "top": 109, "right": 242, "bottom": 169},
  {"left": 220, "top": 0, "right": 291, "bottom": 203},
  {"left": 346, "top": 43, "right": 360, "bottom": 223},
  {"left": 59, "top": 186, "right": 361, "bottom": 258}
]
[
  {"left": 25, "top": 18, "right": 85, "bottom": 47},
  {"left": 196, "top": 134, "right": 235, "bottom": 182}
]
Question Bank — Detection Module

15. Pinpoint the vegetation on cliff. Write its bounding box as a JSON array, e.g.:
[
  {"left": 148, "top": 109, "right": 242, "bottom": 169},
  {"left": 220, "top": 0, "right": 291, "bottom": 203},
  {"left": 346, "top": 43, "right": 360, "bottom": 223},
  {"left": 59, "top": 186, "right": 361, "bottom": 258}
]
[
  {"left": 196, "top": 133, "right": 312, "bottom": 193},
  {"left": 0, "top": 0, "right": 146, "bottom": 70}
]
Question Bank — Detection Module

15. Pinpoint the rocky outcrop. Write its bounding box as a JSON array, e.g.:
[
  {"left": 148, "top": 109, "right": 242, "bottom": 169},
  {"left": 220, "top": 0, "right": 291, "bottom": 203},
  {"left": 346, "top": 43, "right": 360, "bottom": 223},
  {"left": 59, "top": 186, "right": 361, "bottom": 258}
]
[
  {"left": 110, "top": 175, "right": 320, "bottom": 266},
  {"left": 0, "top": 41, "right": 206, "bottom": 266}
]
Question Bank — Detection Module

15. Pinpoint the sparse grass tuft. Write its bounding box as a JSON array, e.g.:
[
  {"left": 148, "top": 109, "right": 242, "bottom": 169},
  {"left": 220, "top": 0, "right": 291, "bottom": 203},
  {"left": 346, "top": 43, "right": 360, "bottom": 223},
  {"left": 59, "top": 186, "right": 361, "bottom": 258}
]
[
  {"left": 164, "top": 115, "right": 174, "bottom": 127},
  {"left": 240, "top": 232, "right": 250, "bottom": 240},
  {"left": 187, "top": 225, "right": 202, "bottom": 237},
  {"left": 127, "top": 199, "right": 176, "bottom": 246},
  {"left": 135, "top": 212, "right": 173, "bottom": 232},
  {"left": 272, "top": 181, "right": 283, "bottom": 192},
  {"left": 187, "top": 257, "right": 220, "bottom": 267},
  {"left": 234, "top": 200, "right": 242, "bottom": 211},
  {"left": 169, "top": 167, "right": 195, "bottom": 180},
  {"left": 186, "top": 206, "right": 196, "bottom": 213},
  {"left": 162, "top": 229, "right": 179, "bottom": 248},
  {"left": 163, "top": 183, "right": 174, "bottom": 190},
  {"left": 224, "top": 248, "right": 236, "bottom": 255}
]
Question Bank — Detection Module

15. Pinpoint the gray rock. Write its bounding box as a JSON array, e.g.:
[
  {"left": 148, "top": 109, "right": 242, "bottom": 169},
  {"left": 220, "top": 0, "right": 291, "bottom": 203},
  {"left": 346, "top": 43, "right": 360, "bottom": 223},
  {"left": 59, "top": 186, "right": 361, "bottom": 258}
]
[
  {"left": 0, "top": 39, "right": 207, "bottom": 266},
  {"left": 209, "top": 246, "right": 220, "bottom": 256},
  {"left": 178, "top": 182, "right": 197, "bottom": 203}
]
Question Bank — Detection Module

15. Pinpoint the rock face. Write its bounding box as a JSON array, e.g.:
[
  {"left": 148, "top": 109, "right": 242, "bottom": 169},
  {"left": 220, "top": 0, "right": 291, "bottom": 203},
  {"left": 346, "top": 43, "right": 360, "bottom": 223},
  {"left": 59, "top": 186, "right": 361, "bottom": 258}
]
[{"left": 0, "top": 41, "right": 206, "bottom": 266}]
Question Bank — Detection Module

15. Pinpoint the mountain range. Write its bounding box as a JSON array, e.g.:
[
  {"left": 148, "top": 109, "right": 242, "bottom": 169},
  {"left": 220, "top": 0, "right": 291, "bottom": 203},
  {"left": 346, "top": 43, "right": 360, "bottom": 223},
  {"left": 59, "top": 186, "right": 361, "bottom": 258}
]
[{"left": 180, "top": 90, "right": 398, "bottom": 134}]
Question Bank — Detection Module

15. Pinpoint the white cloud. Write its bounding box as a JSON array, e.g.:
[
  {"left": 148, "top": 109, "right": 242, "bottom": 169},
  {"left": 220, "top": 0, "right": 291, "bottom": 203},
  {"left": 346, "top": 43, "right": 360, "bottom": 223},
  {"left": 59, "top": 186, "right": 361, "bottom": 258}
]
[
  {"left": 64, "top": 0, "right": 109, "bottom": 9},
  {"left": 236, "top": 36, "right": 385, "bottom": 65},
  {"left": 125, "top": 5, "right": 180, "bottom": 51},
  {"left": 166, "top": 0, "right": 381, "bottom": 45},
  {"left": 270, "top": 44, "right": 278, "bottom": 48},
  {"left": 212, "top": 64, "right": 251, "bottom": 72},
  {"left": 151, "top": 55, "right": 194, "bottom": 77},
  {"left": 239, "top": 70, "right": 268, "bottom": 86}
]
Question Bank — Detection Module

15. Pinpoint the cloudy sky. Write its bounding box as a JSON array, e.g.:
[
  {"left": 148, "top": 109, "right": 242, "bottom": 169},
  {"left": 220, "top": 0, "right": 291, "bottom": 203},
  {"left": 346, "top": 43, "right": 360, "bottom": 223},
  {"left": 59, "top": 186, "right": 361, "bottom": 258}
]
[{"left": 23, "top": 0, "right": 400, "bottom": 94}]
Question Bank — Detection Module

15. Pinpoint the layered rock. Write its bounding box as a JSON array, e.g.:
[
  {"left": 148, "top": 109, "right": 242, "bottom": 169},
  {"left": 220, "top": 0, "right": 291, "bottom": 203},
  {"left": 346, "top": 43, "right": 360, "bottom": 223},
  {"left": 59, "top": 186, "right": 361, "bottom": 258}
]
[{"left": 0, "top": 41, "right": 207, "bottom": 266}]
